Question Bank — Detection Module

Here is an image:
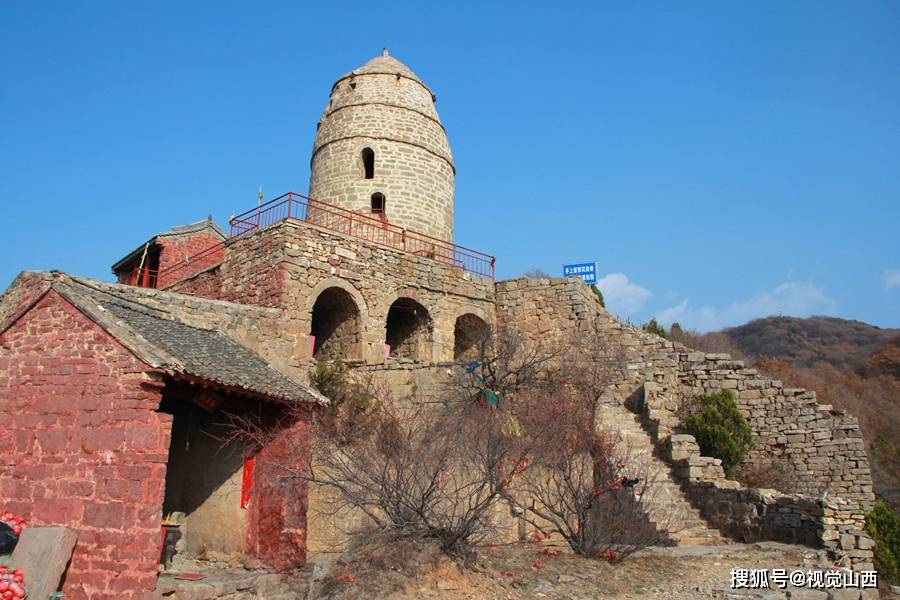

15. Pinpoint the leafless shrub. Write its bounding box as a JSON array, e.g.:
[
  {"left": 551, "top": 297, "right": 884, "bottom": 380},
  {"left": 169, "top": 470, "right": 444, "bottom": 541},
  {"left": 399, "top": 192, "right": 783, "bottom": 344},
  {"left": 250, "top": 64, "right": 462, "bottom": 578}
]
[
  {"left": 732, "top": 456, "right": 796, "bottom": 493},
  {"left": 226, "top": 331, "right": 560, "bottom": 559},
  {"left": 504, "top": 336, "right": 672, "bottom": 558},
  {"left": 227, "top": 329, "right": 671, "bottom": 560},
  {"left": 309, "top": 396, "right": 533, "bottom": 558},
  {"left": 510, "top": 404, "right": 669, "bottom": 557}
]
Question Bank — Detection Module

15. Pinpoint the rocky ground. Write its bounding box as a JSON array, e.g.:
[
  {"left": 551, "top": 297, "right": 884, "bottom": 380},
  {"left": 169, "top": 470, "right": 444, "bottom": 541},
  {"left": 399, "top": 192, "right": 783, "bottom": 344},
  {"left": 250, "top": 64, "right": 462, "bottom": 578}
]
[
  {"left": 157, "top": 537, "right": 898, "bottom": 599},
  {"left": 296, "top": 536, "right": 898, "bottom": 600}
]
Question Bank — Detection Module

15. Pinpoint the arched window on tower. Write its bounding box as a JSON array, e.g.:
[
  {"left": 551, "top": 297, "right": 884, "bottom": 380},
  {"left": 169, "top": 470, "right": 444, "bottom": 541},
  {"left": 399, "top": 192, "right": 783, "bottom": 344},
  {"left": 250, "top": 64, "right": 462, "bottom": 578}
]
[
  {"left": 371, "top": 193, "right": 386, "bottom": 220},
  {"left": 361, "top": 148, "right": 375, "bottom": 179}
]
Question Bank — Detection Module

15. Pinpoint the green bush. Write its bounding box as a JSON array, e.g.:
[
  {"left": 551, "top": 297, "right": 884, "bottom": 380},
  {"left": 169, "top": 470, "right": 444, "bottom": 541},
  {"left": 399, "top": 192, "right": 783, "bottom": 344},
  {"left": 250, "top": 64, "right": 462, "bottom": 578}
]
[
  {"left": 590, "top": 284, "right": 605, "bottom": 308},
  {"left": 642, "top": 318, "right": 667, "bottom": 338},
  {"left": 309, "top": 356, "right": 349, "bottom": 401},
  {"left": 678, "top": 390, "right": 752, "bottom": 476},
  {"left": 866, "top": 500, "right": 900, "bottom": 585},
  {"left": 309, "top": 358, "right": 384, "bottom": 442}
]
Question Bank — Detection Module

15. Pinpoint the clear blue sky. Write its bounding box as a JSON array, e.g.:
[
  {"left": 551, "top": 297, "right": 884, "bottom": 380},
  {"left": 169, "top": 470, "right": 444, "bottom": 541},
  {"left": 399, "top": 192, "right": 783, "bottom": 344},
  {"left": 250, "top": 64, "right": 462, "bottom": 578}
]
[{"left": 2, "top": 1, "right": 898, "bottom": 331}]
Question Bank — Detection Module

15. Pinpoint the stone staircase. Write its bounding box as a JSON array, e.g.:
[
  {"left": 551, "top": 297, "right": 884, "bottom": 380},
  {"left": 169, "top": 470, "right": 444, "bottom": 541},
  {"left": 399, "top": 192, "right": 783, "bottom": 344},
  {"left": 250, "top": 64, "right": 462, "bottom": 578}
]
[{"left": 596, "top": 403, "right": 724, "bottom": 546}]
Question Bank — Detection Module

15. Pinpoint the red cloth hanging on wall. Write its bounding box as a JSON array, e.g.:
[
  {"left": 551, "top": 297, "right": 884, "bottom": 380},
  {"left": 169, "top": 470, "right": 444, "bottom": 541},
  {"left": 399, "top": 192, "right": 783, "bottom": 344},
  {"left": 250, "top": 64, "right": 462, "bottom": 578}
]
[{"left": 241, "top": 455, "right": 256, "bottom": 509}]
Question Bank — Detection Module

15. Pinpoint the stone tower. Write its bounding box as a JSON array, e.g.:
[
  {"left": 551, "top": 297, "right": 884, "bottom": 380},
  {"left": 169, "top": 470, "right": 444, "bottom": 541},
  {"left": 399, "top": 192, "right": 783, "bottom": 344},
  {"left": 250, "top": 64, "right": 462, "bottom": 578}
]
[{"left": 309, "top": 50, "right": 455, "bottom": 241}]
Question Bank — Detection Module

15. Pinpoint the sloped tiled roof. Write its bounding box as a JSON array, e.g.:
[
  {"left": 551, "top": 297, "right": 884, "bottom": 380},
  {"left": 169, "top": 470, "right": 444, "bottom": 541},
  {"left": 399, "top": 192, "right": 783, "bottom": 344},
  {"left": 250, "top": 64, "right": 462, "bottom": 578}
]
[
  {"left": 3, "top": 272, "right": 326, "bottom": 406},
  {"left": 110, "top": 217, "right": 227, "bottom": 272}
]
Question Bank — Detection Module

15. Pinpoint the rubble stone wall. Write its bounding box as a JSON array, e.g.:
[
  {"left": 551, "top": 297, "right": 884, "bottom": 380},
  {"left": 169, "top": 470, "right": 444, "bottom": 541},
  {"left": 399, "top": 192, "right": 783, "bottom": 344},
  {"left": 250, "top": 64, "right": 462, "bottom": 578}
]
[
  {"left": 219, "top": 219, "right": 495, "bottom": 366},
  {"left": 162, "top": 263, "right": 223, "bottom": 300},
  {"left": 663, "top": 433, "right": 874, "bottom": 570},
  {"left": 0, "top": 271, "right": 54, "bottom": 333},
  {"left": 495, "top": 276, "right": 876, "bottom": 560},
  {"left": 672, "top": 353, "right": 874, "bottom": 510}
]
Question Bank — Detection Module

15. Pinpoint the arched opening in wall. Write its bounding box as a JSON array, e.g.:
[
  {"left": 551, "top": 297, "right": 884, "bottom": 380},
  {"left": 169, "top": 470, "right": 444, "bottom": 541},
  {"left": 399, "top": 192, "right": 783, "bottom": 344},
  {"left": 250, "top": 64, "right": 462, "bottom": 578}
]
[
  {"left": 361, "top": 148, "right": 375, "bottom": 179},
  {"left": 454, "top": 313, "right": 490, "bottom": 361},
  {"left": 385, "top": 298, "right": 432, "bottom": 360},
  {"left": 371, "top": 193, "right": 386, "bottom": 220},
  {"left": 310, "top": 287, "right": 362, "bottom": 360}
]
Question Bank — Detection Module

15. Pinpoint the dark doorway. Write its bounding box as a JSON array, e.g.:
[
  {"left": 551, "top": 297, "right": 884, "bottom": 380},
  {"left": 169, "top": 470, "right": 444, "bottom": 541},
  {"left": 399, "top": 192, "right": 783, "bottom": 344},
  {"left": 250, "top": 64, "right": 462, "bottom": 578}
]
[
  {"left": 453, "top": 313, "right": 490, "bottom": 361},
  {"left": 160, "top": 394, "right": 252, "bottom": 559},
  {"left": 385, "top": 298, "right": 432, "bottom": 360},
  {"left": 370, "top": 193, "right": 386, "bottom": 220},
  {"left": 311, "top": 287, "right": 362, "bottom": 359}
]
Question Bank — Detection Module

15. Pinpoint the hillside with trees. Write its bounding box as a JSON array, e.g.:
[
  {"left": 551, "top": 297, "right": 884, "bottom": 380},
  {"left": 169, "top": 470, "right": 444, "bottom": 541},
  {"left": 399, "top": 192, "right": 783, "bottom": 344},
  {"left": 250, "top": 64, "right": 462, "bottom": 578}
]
[{"left": 719, "top": 316, "right": 899, "bottom": 370}]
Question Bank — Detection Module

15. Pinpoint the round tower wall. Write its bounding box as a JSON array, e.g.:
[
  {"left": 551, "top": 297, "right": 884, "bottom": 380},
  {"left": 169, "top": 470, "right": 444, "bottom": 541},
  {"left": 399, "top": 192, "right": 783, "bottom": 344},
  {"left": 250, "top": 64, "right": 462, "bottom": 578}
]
[{"left": 309, "top": 61, "right": 455, "bottom": 241}]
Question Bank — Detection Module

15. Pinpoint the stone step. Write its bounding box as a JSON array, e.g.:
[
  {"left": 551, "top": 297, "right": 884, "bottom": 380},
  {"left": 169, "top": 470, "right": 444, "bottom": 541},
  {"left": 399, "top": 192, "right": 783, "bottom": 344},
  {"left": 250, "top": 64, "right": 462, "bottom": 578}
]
[{"left": 597, "top": 403, "right": 724, "bottom": 546}]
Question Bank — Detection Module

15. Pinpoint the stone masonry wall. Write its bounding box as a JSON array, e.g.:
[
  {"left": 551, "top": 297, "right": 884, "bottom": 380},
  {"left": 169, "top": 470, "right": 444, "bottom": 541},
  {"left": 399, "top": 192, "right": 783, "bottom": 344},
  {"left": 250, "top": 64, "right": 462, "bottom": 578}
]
[
  {"left": 0, "top": 290, "right": 171, "bottom": 599},
  {"left": 639, "top": 352, "right": 874, "bottom": 512},
  {"left": 162, "top": 263, "right": 223, "bottom": 300},
  {"left": 674, "top": 353, "right": 874, "bottom": 510},
  {"left": 0, "top": 271, "right": 54, "bottom": 333},
  {"left": 310, "top": 55, "right": 455, "bottom": 241},
  {"left": 495, "top": 276, "right": 876, "bottom": 562},
  {"left": 219, "top": 219, "right": 495, "bottom": 366},
  {"left": 662, "top": 433, "right": 874, "bottom": 570}
]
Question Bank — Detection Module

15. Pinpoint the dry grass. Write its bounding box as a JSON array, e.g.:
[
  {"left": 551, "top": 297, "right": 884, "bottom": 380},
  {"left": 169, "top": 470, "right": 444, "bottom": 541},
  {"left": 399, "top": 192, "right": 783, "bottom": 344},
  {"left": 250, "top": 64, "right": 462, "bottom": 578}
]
[{"left": 307, "top": 532, "right": 817, "bottom": 599}]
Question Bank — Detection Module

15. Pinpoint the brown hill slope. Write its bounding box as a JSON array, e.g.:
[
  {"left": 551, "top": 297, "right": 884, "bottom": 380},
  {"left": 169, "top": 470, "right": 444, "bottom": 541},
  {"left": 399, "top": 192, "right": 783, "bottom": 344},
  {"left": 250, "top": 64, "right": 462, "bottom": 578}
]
[
  {"left": 865, "top": 334, "right": 900, "bottom": 379},
  {"left": 673, "top": 317, "right": 900, "bottom": 510},
  {"left": 719, "top": 316, "right": 899, "bottom": 370}
]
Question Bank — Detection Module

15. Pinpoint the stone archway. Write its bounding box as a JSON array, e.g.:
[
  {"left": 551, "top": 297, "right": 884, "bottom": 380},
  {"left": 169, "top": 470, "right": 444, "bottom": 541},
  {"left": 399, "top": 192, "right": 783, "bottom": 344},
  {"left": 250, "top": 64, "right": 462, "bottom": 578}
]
[
  {"left": 385, "top": 297, "right": 432, "bottom": 360},
  {"left": 311, "top": 287, "right": 362, "bottom": 359},
  {"left": 453, "top": 313, "right": 491, "bottom": 361}
]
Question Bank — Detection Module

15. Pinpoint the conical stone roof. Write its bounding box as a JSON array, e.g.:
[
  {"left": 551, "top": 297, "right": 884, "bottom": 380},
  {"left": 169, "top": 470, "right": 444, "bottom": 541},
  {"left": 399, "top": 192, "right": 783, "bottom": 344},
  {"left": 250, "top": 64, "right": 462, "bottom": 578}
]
[{"left": 335, "top": 49, "right": 427, "bottom": 89}]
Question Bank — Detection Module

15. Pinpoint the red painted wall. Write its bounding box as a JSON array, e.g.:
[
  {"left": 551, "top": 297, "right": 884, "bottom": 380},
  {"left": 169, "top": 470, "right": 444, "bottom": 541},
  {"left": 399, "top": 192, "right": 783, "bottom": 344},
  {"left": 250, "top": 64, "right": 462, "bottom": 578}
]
[
  {"left": 247, "top": 414, "right": 313, "bottom": 570},
  {"left": 0, "top": 272, "right": 52, "bottom": 333},
  {"left": 156, "top": 232, "right": 224, "bottom": 288},
  {"left": 162, "top": 264, "right": 223, "bottom": 300},
  {"left": 0, "top": 291, "right": 171, "bottom": 599}
]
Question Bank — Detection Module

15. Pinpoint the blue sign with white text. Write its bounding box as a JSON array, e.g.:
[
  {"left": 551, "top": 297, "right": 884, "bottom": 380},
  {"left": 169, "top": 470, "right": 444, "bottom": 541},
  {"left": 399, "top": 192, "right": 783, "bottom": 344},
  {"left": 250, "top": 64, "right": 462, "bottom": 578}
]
[{"left": 562, "top": 262, "right": 597, "bottom": 285}]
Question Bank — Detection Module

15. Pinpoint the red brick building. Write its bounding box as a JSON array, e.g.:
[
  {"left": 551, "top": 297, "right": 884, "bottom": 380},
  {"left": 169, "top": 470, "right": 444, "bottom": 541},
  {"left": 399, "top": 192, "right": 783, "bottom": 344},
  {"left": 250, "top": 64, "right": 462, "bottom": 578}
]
[
  {"left": 111, "top": 218, "right": 226, "bottom": 289},
  {"left": 0, "top": 272, "right": 325, "bottom": 598}
]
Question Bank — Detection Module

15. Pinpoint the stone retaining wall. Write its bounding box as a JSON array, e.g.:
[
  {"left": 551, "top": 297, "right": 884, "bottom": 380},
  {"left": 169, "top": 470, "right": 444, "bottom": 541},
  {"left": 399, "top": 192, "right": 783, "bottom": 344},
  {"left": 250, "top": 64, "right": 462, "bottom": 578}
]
[
  {"left": 662, "top": 433, "right": 874, "bottom": 570},
  {"left": 495, "top": 276, "right": 876, "bottom": 565},
  {"left": 640, "top": 352, "right": 874, "bottom": 511}
]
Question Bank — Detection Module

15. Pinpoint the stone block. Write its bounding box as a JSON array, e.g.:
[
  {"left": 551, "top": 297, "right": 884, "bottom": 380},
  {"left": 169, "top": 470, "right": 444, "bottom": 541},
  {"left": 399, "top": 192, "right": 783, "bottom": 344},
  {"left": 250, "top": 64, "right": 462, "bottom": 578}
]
[{"left": 8, "top": 526, "right": 78, "bottom": 600}]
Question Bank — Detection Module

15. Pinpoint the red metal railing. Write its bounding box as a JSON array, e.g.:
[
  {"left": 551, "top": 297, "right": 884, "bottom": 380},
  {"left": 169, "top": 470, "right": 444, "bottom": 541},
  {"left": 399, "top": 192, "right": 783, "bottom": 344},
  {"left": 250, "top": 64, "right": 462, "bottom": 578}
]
[{"left": 230, "top": 192, "right": 496, "bottom": 279}]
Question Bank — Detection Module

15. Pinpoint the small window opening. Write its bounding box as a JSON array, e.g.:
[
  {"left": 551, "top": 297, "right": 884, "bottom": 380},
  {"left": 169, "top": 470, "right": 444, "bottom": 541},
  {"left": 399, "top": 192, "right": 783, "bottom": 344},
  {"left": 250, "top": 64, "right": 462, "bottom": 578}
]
[
  {"left": 361, "top": 148, "right": 375, "bottom": 179},
  {"left": 371, "top": 193, "right": 385, "bottom": 219}
]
